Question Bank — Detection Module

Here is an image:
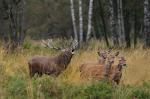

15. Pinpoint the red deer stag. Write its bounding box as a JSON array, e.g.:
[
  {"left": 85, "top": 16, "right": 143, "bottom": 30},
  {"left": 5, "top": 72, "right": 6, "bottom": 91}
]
[{"left": 28, "top": 40, "right": 78, "bottom": 77}]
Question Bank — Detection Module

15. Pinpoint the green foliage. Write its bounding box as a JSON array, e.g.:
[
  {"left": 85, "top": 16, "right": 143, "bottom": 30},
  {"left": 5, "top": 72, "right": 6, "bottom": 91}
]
[
  {"left": 5, "top": 75, "right": 27, "bottom": 99},
  {"left": 113, "top": 85, "right": 133, "bottom": 99},
  {"left": 83, "top": 81, "right": 114, "bottom": 99},
  {"left": 23, "top": 40, "right": 32, "bottom": 49},
  {"left": 2, "top": 74, "right": 150, "bottom": 99},
  {"left": 132, "top": 82, "right": 150, "bottom": 99},
  {"left": 132, "top": 88, "right": 150, "bottom": 99},
  {"left": 32, "top": 75, "right": 58, "bottom": 99}
]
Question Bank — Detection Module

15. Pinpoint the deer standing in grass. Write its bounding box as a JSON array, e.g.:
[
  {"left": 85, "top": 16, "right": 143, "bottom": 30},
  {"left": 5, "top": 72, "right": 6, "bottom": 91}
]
[
  {"left": 79, "top": 49, "right": 114, "bottom": 79},
  {"left": 28, "top": 39, "right": 78, "bottom": 77},
  {"left": 109, "top": 57, "right": 126, "bottom": 84},
  {"left": 79, "top": 49, "right": 122, "bottom": 81},
  {"left": 80, "top": 54, "right": 116, "bottom": 80},
  {"left": 79, "top": 49, "right": 108, "bottom": 76}
]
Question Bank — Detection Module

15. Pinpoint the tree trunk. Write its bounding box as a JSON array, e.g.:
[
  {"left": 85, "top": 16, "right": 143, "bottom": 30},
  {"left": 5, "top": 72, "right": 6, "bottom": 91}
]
[
  {"left": 117, "top": 0, "right": 125, "bottom": 47},
  {"left": 18, "top": 0, "right": 26, "bottom": 45},
  {"left": 79, "top": 0, "right": 83, "bottom": 45},
  {"left": 134, "top": 0, "right": 138, "bottom": 47},
  {"left": 1, "top": 0, "right": 26, "bottom": 51},
  {"left": 86, "top": 0, "right": 94, "bottom": 41},
  {"left": 98, "top": 0, "right": 109, "bottom": 47},
  {"left": 123, "top": 0, "right": 131, "bottom": 48},
  {"left": 0, "top": 1, "right": 4, "bottom": 40},
  {"left": 70, "top": 0, "right": 78, "bottom": 41},
  {"left": 143, "top": 0, "right": 150, "bottom": 47},
  {"left": 106, "top": 0, "right": 119, "bottom": 46}
]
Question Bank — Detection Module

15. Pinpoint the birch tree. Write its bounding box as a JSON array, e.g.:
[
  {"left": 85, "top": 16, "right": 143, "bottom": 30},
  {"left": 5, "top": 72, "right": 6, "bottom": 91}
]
[
  {"left": 86, "top": 0, "right": 94, "bottom": 41},
  {"left": 106, "top": 0, "right": 119, "bottom": 46},
  {"left": 143, "top": 0, "right": 150, "bottom": 47},
  {"left": 70, "top": 0, "right": 78, "bottom": 42},
  {"left": 79, "top": 0, "right": 83, "bottom": 45},
  {"left": 117, "top": 0, "right": 125, "bottom": 46}
]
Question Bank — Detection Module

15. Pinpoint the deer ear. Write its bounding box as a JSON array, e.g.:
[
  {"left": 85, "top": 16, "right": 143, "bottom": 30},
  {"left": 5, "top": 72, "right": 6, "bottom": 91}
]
[
  {"left": 107, "top": 48, "right": 112, "bottom": 54},
  {"left": 115, "top": 51, "right": 120, "bottom": 56},
  {"left": 97, "top": 48, "right": 101, "bottom": 55},
  {"left": 97, "top": 47, "right": 101, "bottom": 51}
]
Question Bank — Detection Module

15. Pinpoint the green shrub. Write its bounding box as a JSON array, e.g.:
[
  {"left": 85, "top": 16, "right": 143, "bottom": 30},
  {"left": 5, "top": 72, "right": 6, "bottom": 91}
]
[
  {"left": 23, "top": 41, "right": 32, "bottom": 49},
  {"left": 113, "top": 85, "right": 133, "bottom": 99},
  {"left": 32, "top": 75, "right": 60, "bottom": 99},
  {"left": 5, "top": 75, "right": 27, "bottom": 99},
  {"left": 132, "top": 88, "right": 150, "bottom": 99},
  {"left": 83, "top": 81, "right": 114, "bottom": 99}
]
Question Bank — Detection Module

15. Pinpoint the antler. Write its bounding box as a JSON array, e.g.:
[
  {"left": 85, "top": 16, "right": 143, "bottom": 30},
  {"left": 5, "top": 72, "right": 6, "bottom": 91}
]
[
  {"left": 70, "top": 39, "right": 78, "bottom": 50},
  {"left": 41, "top": 39, "right": 62, "bottom": 50},
  {"left": 41, "top": 39, "right": 78, "bottom": 51}
]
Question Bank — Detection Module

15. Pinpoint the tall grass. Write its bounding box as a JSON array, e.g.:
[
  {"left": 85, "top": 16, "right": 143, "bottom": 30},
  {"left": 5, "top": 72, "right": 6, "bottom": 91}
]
[{"left": 0, "top": 39, "right": 150, "bottom": 99}]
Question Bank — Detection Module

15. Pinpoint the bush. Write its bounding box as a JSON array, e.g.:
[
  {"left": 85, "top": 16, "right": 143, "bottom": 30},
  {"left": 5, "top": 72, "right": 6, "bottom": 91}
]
[
  {"left": 132, "top": 82, "right": 150, "bottom": 99},
  {"left": 82, "top": 81, "right": 114, "bottom": 99},
  {"left": 132, "top": 88, "right": 150, "bottom": 99},
  {"left": 23, "top": 40, "right": 32, "bottom": 49},
  {"left": 5, "top": 75, "right": 27, "bottom": 99},
  {"left": 32, "top": 75, "right": 60, "bottom": 99}
]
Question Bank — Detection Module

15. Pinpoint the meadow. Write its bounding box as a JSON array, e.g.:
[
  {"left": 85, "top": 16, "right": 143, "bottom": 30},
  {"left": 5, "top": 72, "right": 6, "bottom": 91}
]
[{"left": 0, "top": 39, "right": 150, "bottom": 99}]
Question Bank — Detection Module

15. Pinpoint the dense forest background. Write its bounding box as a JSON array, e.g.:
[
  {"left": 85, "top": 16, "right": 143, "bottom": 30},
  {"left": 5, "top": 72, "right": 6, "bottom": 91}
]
[{"left": 0, "top": 0, "right": 150, "bottom": 49}]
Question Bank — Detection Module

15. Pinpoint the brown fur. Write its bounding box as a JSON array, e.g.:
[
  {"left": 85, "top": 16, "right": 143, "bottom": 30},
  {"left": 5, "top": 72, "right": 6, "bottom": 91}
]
[
  {"left": 79, "top": 54, "right": 115, "bottom": 81},
  {"left": 80, "top": 64, "right": 105, "bottom": 80},
  {"left": 80, "top": 50, "right": 126, "bottom": 85},
  {"left": 80, "top": 57, "right": 114, "bottom": 80},
  {"left": 28, "top": 50, "right": 74, "bottom": 77},
  {"left": 109, "top": 58, "right": 126, "bottom": 84},
  {"left": 79, "top": 49, "right": 108, "bottom": 75}
]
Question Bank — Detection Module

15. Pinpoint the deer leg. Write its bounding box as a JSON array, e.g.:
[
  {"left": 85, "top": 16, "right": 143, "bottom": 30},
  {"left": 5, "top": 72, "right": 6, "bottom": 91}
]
[{"left": 29, "top": 64, "right": 34, "bottom": 78}]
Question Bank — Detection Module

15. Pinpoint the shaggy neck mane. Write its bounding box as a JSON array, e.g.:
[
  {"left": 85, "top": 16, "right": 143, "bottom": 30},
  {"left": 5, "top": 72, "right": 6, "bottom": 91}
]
[{"left": 56, "top": 51, "right": 73, "bottom": 69}]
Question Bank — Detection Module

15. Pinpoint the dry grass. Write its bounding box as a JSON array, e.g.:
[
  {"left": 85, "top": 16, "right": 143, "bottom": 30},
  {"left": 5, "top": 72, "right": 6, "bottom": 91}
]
[
  {"left": 0, "top": 41, "right": 150, "bottom": 86},
  {"left": 0, "top": 40, "right": 150, "bottom": 99}
]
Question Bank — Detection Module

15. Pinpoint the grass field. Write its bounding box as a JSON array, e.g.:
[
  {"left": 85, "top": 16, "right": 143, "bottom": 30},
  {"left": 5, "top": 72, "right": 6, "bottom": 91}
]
[{"left": 0, "top": 40, "right": 150, "bottom": 99}]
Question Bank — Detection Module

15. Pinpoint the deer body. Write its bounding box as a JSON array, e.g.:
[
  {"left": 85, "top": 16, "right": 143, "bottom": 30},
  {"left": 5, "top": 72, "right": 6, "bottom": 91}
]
[
  {"left": 79, "top": 50, "right": 125, "bottom": 84},
  {"left": 28, "top": 50, "right": 74, "bottom": 77},
  {"left": 80, "top": 64, "right": 104, "bottom": 79},
  {"left": 109, "top": 57, "right": 126, "bottom": 84},
  {"left": 80, "top": 57, "right": 115, "bottom": 80},
  {"left": 79, "top": 49, "right": 108, "bottom": 78}
]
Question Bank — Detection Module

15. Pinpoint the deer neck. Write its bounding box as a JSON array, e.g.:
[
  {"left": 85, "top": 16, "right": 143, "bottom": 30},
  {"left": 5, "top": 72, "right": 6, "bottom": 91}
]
[
  {"left": 104, "top": 62, "right": 113, "bottom": 78},
  {"left": 57, "top": 51, "right": 73, "bottom": 69},
  {"left": 99, "top": 58, "right": 106, "bottom": 65},
  {"left": 105, "top": 62, "right": 113, "bottom": 70},
  {"left": 117, "top": 64, "right": 123, "bottom": 71}
]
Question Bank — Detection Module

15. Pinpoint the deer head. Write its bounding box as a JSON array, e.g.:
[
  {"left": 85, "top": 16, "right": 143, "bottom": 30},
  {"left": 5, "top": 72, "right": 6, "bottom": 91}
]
[
  {"left": 117, "top": 57, "right": 126, "bottom": 71},
  {"left": 97, "top": 48, "right": 111, "bottom": 64}
]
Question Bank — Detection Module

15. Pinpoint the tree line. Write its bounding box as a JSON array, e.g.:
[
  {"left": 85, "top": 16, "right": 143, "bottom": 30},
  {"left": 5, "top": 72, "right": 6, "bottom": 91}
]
[{"left": 0, "top": 0, "right": 150, "bottom": 50}]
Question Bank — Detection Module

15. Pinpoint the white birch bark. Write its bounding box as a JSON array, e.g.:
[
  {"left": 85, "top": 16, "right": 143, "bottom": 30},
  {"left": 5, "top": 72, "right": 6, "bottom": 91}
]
[
  {"left": 107, "top": 0, "right": 119, "bottom": 46},
  {"left": 70, "top": 0, "right": 78, "bottom": 41},
  {"left": 144, "top": 0, "right": 150, "bottom": 46},
  {"left": 86, "top": 0, "right": 94, "bottom": 41},
  {"left": 79, "top": 0, "right": 83, "bottom": 44},
  {"left": 117, "top": 0, "right": 125, "bottom": 46}
]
